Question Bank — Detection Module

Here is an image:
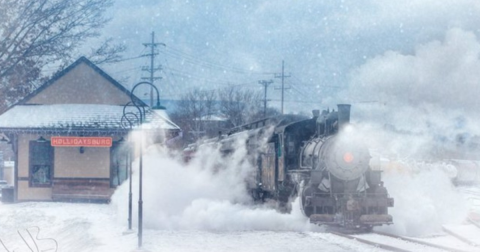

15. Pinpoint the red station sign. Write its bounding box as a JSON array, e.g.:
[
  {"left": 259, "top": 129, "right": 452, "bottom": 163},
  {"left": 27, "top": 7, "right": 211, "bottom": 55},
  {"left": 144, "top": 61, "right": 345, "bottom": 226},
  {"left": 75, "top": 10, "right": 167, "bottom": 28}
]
[{"left": 51, "top": 136, "right": 113, "bottom": 147}]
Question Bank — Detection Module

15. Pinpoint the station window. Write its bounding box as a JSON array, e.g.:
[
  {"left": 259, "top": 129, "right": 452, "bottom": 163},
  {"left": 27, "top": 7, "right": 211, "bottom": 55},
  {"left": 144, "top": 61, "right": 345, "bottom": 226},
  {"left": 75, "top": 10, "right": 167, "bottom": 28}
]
[
  {"left": 29, "top": 140, "right": 53, "bottom": 187},
  {"left": 110, "top": 142, "right": 129, "bottom": 187}
]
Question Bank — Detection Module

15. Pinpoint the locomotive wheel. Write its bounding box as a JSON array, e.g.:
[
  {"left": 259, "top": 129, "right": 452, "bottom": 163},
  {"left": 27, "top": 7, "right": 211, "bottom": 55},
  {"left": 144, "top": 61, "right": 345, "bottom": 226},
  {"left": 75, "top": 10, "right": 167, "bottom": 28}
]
[
  {"left": 299, "top": 182, "right": 314, "bottom": 217},
  {"left": 275, "top": 193, "right": 293, "bottom": 213},
  {"left": 275, "top": 182, "right": 296, "bottom": 213},
  {"left": 276, "top": 201, "right": 291, "bottom": 213}
]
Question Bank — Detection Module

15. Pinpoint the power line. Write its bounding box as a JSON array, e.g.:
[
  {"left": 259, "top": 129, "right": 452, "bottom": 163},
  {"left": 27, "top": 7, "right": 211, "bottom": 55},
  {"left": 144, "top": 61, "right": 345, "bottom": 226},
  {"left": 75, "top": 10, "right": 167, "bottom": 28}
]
[
  {"left": 288, "top": 79, "right": 322, "bottom": 104},
  {"left": 113, "top": 55, "right": 146, "bottom": 63},
  {"left": 161, "top": 52, "right": 184, "bottom": 100},
  {"left": 111, "top": 66, "right": 143, "bottom": 74},
  {"left": 162, "top": 65, "right": 258, "bottom": 87},
  {"left": 105, "top": 46, "right": 149, "bottom": 86},
  {"left": 163, "top": 46, "right": 275, "bottom": 75},
  {"left": 269, "top": 99, "right": 324, "bottom": 104}
]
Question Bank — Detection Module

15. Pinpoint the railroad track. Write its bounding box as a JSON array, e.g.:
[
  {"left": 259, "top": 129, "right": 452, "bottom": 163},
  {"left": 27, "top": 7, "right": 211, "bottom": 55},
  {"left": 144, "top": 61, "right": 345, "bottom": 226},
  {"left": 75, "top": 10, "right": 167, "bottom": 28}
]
[
  {"left": 468, "top": 217, "right": 480, "bottom": 229},
  {"left": 457, "top": 188, "right": 480, "bottom": 198},
  {"left": 329, "top": 230, "right": 475, "bottom": 252},
  {"left": 461, "top": 190, "right": 480, "bottom": 202},
  {"left": 442, "top": 221, "right": 480, "bottom": 248},
  {"left": 373, "top": 231, "right": 474, "bottom": 252},
  {"left": 330, "top": 231, "right": 410, "bottom": 252}
]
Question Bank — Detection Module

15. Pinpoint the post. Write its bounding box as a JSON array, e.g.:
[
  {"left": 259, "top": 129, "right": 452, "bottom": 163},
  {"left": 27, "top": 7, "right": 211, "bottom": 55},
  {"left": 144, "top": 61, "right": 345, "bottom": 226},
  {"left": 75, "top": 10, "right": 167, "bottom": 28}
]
[
  {"left": 281, "top": 61, "right": 284, "bottom": 114},
  {"left": 121, "top": 81, "right": 162, "bottom": 249},
  {"left": 138, "top": 132, "right": 143, "bottom": 247},
  {"left": 142, "top": 32, "right": 165, "bottom": 107},
  {"left": 274, "top": 60, "right": 290, "bottom": 114},
  {"left": 149, "top": 32, "right": 155, "bottom": 107},
  {"left": 258, "top": 80, "right": 273, "bottom": 117},
  {"left": 128, "top": 138, "right": 133, "bottom": 230}
]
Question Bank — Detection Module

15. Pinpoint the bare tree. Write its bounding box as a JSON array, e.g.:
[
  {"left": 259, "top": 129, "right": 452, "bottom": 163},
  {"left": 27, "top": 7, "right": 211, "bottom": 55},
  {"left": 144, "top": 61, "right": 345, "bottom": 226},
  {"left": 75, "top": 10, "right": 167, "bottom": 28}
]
[
  {"left": 87, "top": 38, "right": 127, "bottom": 65},
  {"left": 203, "top": 89, "right": 217, "bottom": 122},
  {"left": 0, "top": 0, "right": 124, "bottom": 112},
  {"left": 249, "top": 107, "right": 282, "bottom": 121},
  {"left": 172, "top": 87, "right": 264, "bottom": 145},
  {"left": 171, "top": 88, "right": 218, "bottom": 142},
  {"left": 218, "top": 86, "right": 262, "bottom": 126}
]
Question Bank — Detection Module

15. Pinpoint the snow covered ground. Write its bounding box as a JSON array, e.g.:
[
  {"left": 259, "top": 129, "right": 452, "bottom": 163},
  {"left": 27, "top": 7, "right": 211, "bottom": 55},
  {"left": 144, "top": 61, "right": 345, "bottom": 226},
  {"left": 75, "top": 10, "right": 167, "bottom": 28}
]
[
  {"left": 0, "top": 201, "right": 383, "bottom": 252},
  {"left": 0, "top": 184, "right": 478, "bottom": 252},
  {"left": 1, "top": 145, "right": 479, "bottom": 251}
]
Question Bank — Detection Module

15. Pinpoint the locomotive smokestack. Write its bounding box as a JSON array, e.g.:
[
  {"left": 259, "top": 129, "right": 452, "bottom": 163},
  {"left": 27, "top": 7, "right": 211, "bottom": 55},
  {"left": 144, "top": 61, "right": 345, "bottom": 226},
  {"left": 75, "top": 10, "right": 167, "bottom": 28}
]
[{"left": 337, "top": 104, "right": 351, "bottom": 129}]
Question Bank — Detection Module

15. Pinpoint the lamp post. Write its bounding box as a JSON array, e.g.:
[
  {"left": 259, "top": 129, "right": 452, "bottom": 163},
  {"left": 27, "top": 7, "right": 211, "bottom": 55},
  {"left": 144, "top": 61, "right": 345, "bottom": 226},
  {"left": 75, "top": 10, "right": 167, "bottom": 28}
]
[
  {"left": 121, "top": 81, "right": 163, "bottom": 248},
  {"left": 120, "top": 103, "right": 139, "bottom": 231}
]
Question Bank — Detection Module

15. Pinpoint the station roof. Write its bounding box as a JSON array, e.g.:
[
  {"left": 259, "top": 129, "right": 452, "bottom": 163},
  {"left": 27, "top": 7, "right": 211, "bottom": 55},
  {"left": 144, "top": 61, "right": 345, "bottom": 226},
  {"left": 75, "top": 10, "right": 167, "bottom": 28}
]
[
  {"left": 0, "top": 104, "right": 180, "bottom": 134},
  {"left": 0, "top": 57, "right": 181, "bottom": 136}
]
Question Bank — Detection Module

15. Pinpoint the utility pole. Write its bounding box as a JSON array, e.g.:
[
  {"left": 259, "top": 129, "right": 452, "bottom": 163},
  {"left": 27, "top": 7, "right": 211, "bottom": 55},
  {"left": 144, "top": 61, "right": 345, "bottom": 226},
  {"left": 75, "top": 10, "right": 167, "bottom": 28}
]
[
  {"left": 274, "top": 60, "right": 290, "bottom": 114},
  {"left": 258, "top": 80, "right": 273, "bottom": 117},
  {"left": 142, "top": 31, "right": 165, "bottom": 107}
]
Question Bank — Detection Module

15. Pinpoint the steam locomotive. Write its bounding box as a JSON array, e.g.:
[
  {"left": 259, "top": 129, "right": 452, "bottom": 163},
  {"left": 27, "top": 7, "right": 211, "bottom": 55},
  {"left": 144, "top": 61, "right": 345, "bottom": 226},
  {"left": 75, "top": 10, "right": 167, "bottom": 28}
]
[{"left": 185, "top": 104, "right": 393, "bottom": 230}]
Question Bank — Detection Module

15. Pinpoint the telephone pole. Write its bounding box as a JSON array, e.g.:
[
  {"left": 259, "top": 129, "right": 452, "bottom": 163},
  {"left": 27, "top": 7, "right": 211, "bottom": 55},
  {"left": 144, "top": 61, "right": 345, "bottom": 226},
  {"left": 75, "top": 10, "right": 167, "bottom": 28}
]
[
  {"left": 274, "top": 60, "right": 290, "bottom": 114},
  {"left": 142, "top": 31, "right": 165, "bottom": 107},
  {"left": 258, "top": 79, "right": 273, "bottom": 117}
]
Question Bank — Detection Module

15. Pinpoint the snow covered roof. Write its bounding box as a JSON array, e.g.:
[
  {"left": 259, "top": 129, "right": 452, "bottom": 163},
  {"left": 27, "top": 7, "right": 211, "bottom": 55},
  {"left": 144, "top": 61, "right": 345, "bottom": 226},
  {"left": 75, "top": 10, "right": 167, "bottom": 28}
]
[
  {"left": 0, "top": 104, "right": 180, "bottom": 132},
  {"left": 194, "top": 114, "right": 230, "bottom": 122}
]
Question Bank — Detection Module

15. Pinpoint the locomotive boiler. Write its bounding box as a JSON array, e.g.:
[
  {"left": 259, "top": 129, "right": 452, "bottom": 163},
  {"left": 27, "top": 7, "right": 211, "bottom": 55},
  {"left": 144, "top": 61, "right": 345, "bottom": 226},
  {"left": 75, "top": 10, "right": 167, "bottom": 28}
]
[{"left": 186, "top": 104, "right": 393, "bottom": 230}]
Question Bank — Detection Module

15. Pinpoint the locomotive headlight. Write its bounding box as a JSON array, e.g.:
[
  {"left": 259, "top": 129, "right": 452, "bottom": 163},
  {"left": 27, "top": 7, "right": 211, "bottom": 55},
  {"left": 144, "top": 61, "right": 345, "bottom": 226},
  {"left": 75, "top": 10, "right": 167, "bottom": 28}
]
[
  {"left": 343, "top": 152, "right": 354, "bottom": 163},
  {"left": 321, "top": 135, "right": 370, "bottom": 181}
]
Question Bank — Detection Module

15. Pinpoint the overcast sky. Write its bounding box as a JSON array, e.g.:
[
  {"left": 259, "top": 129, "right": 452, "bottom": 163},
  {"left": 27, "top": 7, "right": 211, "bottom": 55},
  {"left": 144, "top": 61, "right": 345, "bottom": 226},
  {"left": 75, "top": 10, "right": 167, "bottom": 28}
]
[{"left": 95, "top": 0, "right": 480, "bottom": 136}]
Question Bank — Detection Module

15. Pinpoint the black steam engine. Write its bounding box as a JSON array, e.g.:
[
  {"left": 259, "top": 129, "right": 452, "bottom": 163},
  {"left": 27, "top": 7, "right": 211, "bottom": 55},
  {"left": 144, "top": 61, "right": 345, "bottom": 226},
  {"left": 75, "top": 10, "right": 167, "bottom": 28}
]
[{"left": 187, "top": 104, "right": 393, "bottom": 230}]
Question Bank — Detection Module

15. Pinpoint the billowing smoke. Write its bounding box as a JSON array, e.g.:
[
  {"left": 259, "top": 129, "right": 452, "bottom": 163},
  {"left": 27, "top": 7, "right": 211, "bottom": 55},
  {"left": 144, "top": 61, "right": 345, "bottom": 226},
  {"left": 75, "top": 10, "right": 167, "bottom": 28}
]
[
  {"left": 350, "top": 28, "right": 480, "bottom": 109},
  {"left": 344, "top": 28, "right": 478, "bottom": 236},
  {"left": 344, "top": 28, "right": 480, "bottom": 161},
  {"left": 110, "top": 131, "right": 318, "bottom": 232},
  {"left": 348, "top": 28, "right": 480, "bottom": 144}
]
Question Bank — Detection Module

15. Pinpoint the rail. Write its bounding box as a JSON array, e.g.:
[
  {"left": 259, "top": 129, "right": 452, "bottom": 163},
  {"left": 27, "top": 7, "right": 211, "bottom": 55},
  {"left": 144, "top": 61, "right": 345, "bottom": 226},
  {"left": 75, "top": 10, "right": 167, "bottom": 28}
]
[
  {"left": 330, "top": 231, "right": 410, "bottom": 252},
  {"left": 329, "top": 230, "right": 474, "bottom": 252},
  {"left": 442, "top": 225, "right": 479, "bottom": 247},
  {"left": 374, "top": 230, "right": 471, "bottom": 252}
]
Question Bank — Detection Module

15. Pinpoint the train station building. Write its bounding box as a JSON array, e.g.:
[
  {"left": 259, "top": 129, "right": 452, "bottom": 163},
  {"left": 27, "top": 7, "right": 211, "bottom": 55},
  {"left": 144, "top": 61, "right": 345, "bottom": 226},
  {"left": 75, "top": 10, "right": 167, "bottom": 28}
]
[{"left": 0, "top": 57, "right": 180, "bottom": 202}]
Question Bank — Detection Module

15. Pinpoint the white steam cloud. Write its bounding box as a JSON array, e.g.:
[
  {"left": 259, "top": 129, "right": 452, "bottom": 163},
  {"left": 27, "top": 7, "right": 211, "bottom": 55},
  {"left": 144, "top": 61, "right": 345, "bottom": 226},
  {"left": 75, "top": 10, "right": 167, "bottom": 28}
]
[
  {"left": 110, "top": 133, "right": 318, "bottom": 232},
  {"left": 347, "top": 28, "right": 480, "bottom": 160},
  {"left": 350, "top": 28, "right": 480, "bottom": 111},
  {"left": 347, "top": 28, "right": 477, "bottom": 236}
]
